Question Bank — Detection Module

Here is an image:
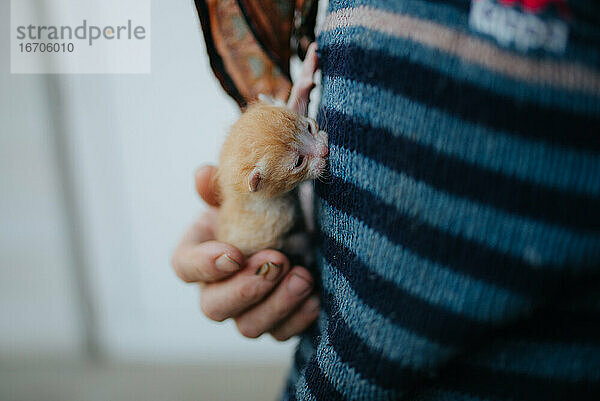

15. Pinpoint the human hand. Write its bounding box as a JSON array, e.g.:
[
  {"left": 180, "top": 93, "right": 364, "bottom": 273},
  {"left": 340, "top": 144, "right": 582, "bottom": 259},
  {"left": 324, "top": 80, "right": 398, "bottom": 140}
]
[{"left": 171, "top": 166, "right": 320, "bottom": 340}]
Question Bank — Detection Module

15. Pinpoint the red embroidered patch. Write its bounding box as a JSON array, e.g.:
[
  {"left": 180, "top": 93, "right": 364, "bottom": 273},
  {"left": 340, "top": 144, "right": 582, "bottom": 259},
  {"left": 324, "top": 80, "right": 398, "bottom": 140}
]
[{"left": 498, "top": 0, "right": 571, "bottom": 16}]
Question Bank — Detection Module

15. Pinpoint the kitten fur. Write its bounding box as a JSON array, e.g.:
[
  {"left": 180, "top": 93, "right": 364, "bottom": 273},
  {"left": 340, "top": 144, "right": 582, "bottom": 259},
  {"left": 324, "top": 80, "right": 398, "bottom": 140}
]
[{"left": 215, "top": 100, "right": 328, "bottom": 256}]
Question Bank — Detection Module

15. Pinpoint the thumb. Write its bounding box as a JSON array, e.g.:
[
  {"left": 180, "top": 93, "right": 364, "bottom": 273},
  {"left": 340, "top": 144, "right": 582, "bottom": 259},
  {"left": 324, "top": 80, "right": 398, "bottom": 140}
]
[{"left": 195, "top": 165, "right": 221, "bottom": 207}]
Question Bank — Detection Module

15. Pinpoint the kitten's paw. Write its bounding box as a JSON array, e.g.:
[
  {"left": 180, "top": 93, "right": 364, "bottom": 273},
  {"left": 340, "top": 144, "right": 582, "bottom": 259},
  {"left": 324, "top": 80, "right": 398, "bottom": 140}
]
[{"left": 298, "top": 43, "right": 318, "bottom": 88}]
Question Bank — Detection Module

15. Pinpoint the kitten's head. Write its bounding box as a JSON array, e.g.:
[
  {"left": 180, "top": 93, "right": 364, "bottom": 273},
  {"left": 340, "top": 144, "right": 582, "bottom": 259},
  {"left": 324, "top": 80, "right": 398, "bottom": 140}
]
[{"left": 218, "top": 99, "right": 328, "bottom": 198}]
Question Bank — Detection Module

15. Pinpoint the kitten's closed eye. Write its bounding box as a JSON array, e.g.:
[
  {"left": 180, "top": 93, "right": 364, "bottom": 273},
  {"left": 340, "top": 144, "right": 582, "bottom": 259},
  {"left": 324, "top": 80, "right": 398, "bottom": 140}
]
[{"left": 292, "top": 154, "right": 306, "bottom": 171}]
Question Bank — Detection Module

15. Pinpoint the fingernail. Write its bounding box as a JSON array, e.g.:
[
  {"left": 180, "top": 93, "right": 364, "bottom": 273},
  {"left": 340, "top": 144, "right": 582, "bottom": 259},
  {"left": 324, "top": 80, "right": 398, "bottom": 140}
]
[
  {"left": 255, "top": 262, "right": 283, "bottom": 281},
  {"left": 287, "top": 273, "right": 313, "bottom": 297},
  {"left": 215, "top": 254, "right": 241, "bottom": 273}
]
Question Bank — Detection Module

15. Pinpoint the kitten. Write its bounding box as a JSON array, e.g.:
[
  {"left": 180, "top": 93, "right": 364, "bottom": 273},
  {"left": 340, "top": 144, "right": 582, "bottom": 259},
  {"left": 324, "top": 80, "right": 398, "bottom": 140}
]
[{"left": 215, "top": 43, "right": 328, "bottom": 258}]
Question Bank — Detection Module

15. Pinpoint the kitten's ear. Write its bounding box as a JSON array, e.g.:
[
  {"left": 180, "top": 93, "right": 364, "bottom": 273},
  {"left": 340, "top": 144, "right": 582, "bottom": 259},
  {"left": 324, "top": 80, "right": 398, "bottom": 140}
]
[
  {"left": 258, "top": 93, "right": 285, "bottom": 107},
  {"left": 248, "top": 167, "right": 262, "bottom": 192}
]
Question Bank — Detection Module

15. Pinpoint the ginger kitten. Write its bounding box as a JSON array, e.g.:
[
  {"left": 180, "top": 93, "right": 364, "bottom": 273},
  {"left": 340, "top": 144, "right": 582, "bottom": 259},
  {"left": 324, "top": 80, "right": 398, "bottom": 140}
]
[{"left": 214, "top": 43, "right": 328, "bottom": 258}]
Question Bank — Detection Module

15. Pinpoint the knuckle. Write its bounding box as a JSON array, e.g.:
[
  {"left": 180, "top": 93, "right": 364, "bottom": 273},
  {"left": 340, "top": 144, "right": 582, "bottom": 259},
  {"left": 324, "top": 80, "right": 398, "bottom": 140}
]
[
  {"left": 235, "top": 319, "right": 261, "bottom": 339},
  {"left": 179, "top": 269, "right": 196, "bottom": 284},
  {"left": 171, "top": 250, "right": 198, "bottom": 283},
  {"left": 170, "top": 252, "right": 184, "bottom": 275},
  {"left": 237, "top": 280, "right": 262, "bottom": 304},
  {"left": 178, "top": 271, "right": 195, "bottom": 284},
  {"left": 271, "top": 331, "right": 291, "bottom": 342},
  {"left": 200, "top": 297, "right": 225, "bottom": 322},
  {"left": 172, "top": 262, "right": 192, "bottom": 283},
  {"left": 272, "top": 299, "right": 296, "bottom": 321}
]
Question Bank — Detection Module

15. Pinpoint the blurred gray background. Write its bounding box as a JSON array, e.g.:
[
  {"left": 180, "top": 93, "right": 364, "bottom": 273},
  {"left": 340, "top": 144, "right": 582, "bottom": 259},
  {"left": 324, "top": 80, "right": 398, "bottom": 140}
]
[{"left": 0, "top": 0, "right": 298, "bottom": 400}]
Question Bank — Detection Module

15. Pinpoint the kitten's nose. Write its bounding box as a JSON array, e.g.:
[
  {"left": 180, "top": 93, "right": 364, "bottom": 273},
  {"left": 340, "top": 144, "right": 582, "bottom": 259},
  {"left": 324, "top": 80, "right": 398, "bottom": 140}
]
[{"left": 319, "top": 145, "right": 329, "bottom": 157}]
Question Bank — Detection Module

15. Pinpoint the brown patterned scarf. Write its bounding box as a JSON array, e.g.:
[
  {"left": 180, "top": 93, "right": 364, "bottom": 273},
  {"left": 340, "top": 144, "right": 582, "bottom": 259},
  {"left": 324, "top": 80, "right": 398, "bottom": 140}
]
[{"left": 194, "top": 0, "right": 318, "bottom": 108}]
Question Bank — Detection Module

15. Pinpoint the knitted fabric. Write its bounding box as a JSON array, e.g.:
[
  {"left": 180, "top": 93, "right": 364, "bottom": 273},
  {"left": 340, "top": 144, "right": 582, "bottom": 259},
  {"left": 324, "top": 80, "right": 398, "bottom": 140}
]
[{"left": 281, "top": 0, "right": 600, "bottom": 400}]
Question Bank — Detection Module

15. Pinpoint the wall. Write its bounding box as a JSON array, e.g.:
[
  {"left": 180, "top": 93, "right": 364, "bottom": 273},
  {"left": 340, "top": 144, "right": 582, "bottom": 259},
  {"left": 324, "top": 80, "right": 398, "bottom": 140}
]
[{"left": 0, "top": 0, "right": 296, "bottom": 365}]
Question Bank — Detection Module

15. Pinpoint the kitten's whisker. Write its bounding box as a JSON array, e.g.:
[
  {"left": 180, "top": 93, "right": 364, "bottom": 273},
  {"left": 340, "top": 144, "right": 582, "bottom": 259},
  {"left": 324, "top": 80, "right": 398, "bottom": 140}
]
[
  {"left": 317, "top": 176, "right": 332, "bottom": 185},
  {"left": 316, "top": 168, "right": 332, "bottom": 184}
]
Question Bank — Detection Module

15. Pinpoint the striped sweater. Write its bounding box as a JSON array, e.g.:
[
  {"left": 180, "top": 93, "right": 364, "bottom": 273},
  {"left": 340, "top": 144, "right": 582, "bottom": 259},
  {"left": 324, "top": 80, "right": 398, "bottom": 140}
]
[{"left": 281, "top": 0, "right": 600, "bottom": 400}]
